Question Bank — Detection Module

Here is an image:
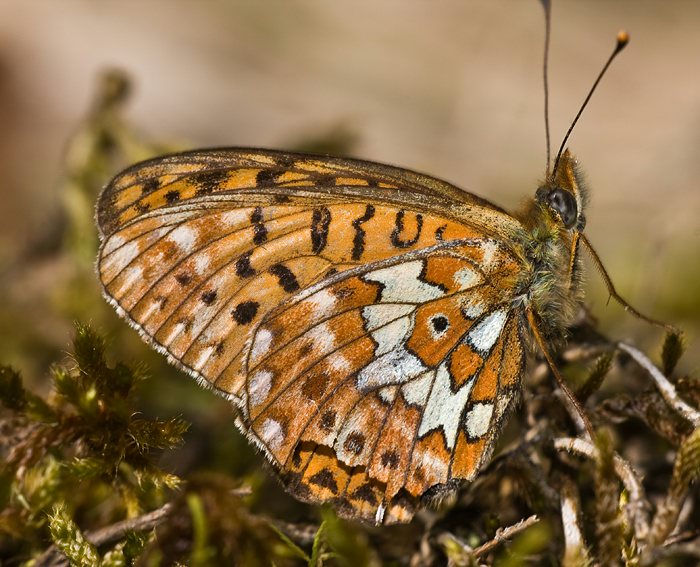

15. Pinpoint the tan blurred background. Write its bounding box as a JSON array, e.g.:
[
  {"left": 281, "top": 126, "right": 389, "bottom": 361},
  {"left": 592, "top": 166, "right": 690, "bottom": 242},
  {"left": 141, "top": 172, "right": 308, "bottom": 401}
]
[{"left": 1, "top": 0, "right": 698, "bottom": 371}]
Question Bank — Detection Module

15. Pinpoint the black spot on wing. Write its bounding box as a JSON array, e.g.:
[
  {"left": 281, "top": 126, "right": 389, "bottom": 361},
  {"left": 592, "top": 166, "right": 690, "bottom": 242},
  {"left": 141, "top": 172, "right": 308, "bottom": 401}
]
[
  {"left": 309, "top": 469, "right": 338, "bottom": 492},
  {"left": 235, "top": 251, "right": 256, "bottom": 278},
  {"left": 351, "top": 483, "right": 378, "bottom": 505},
  {"left": 435, "top": 224, "right": 447, "bottom": 241},
  {"left": 380, "top": 450, "right": 399, "bottom": 469},
  {"left": 343, "top": 432, "right": 366, "bottom": 455},
  {"left": 231, "top": 300, "right": 259, "bottom": 324},
  {"left": 142, "top": 178, "right": 160, "bottom": 194},
  {"left": 251, "top": 206, "right": 268, "bottom": 245},
  {"left": 175, "top": 272, "right": 192, "bottom": 286},
  {"left": 320, "top": 410, "right": 336, "bottom": 431},
  {"left": 256, "top": 169, "right": 279, "bottom": 186},
  {"left": 276, "top": 154, "right": 295, "bottom": 168},
  {"left": 431, "top": 315, "right": 449, "bottom": 333},
  {"left": 200, "top": 290, "right": 217, "bottom": 305},
  {"left": 177, "top": 316, "right": 194, "bottom": 333},
  {"left": 269, "top": 263, "right": 300, "bottom": 293},
  {"left": 313, "top": 173, "right": 335, "bottom": 186},
  {"left": 351, "top": 204, "right": 375, "bottom": 261},
  {"left": 310, "top": 207, "right": 331, "bottom": 254},
  {"left": 165, "top": 190, "right": 180, "bottom": 204},
  {"left": 192, "top": 170, "right": 229, "bottom": 196},
  {"left": 391, "top": 210, "right": 423, "bottom": 248}
]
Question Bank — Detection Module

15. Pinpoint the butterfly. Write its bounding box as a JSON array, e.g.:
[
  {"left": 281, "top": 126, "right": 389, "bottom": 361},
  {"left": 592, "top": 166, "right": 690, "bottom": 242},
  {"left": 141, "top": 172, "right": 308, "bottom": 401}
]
[
  {"left": 96, "top": 144, "right": 597, "bottom": 524},
  {"left": 96, "top": 27, "right": 667, "bottom": 525}
]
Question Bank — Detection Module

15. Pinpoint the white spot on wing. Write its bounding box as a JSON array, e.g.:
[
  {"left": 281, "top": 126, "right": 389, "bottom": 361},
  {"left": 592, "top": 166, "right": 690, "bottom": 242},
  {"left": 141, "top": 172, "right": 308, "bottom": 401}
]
[
  {"left": 365, "top": 260, "right": 445, "bottom": 303},
  {"left": 418, "top": 362, "right": 474, "bottom": 450},
  {"left": 361, "top": 303, "right": 415, "bottom": 332},
  {"left": 467, "top": 309, "right": 508, "bottom": 354},
  {"left": 378, "top": 385, "right": 398, "bottom": 404},
  {"left": 375, "top": 502, "right": 386, "bottom": 525},
  {"left": 327, "top": 353, "right": 351, "bottom": 373},
  {"left": 190, "top": 306, "right": 216, "bottom": 337},
  {"left": 454, "top": 266, "right": 482, "bottom": 290},
  {"left": 460, "top": 296, "right": 486, "bottom": 319},
  {"left": 221, "top": 209, "right": 248, "bottom": 227},
  {"left": 140, "top": 301, "right": 161, "bottom": 321},
  {"left": 194, "top": 346, "right": 215, "bottom": 370},
  {"left": 479, "top": 240, "right": 499, "bottom": 272},
  {"left": 114, "top": 265, "right": 143, "bottom": 296},
  {"left": 401, "top": 369, "right": 434, "bottom": 407},
  {"left": 167, "top": 225, "right": 197, "bottom": 253},
  {"left": 250, "top": 328, "right": 273, "bottom": 364},
  {"left": 465, "top": 403, "right": 494, "bottom": 438},
  {"left": 104, "top": 240, "right": 140, "bottom": 274},
  {"left": 193, "top": 254, "right": 210, "bottom": 275},
  {"left": 249, "top": 370, "right": 273, "bottom": 406},
  {"left": 357, "top": 348, "right": 427, "bottom": 391},
  {"left": 306, "top": 288, "right": 337, "bottom": 317},
  {"left": 305, "top": 322, "right": 336, "bottom": 353},
  {"left": 414, "top": 447, "right": 448, "bottom": 483},
  {"left": 163, "top": 322, "right": 186, "bottom": 346},
  {"left": 103, "top": 234, "right": 125, "bottom": 255},
  {"left": 260, "top": 418, "right": 284, "bottom": 450},
  {"left": 371, "top": 315, "right": 413, "bottom": 356},
  {"left": 495, "top": 392, "right": 513, "bottom": 420}
]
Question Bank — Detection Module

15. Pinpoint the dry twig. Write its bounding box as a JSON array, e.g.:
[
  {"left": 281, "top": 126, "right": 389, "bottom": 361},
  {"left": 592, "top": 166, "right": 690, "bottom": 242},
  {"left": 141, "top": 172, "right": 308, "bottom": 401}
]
[
  {"left": 554, "top": 437, "right": 650, "bottom": 543},
  {"left": 618, "top": 342, "right": 700, "bottom": 427}
]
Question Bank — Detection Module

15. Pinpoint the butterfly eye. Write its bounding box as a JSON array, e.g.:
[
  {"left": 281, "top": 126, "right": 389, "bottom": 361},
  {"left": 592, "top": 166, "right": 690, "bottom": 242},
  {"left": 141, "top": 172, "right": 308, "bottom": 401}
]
[{"left": 547, "top": 188, "right": 578, "bottom": 229}]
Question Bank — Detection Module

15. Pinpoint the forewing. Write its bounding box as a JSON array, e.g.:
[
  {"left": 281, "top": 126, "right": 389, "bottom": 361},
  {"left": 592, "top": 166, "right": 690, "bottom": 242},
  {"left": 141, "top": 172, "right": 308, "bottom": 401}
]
[{"left": 97, "top": 150, "right": 514, "bottom": 400}]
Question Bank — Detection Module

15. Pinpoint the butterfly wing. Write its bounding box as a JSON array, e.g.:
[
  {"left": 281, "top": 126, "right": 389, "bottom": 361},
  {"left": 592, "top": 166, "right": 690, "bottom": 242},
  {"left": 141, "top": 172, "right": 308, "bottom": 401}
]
[
  {"left": 97, "top": 148, "right": 521, "bottom": 240},
  {"left": 97, "top": 148, "right": 527, "bottom": 524},
  {"left": 245, "top": 242, "right": 526, "bottom": 523}
]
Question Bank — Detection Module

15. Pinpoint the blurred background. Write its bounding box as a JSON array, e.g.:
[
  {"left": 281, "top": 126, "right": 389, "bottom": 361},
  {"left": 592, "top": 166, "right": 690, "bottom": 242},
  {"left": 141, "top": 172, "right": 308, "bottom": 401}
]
[
  {"left": 1, "top": 3, "right": 698, "bottom": 562},
  {"left": 1, "top": 0, "right": 697, "bottom": 391}
]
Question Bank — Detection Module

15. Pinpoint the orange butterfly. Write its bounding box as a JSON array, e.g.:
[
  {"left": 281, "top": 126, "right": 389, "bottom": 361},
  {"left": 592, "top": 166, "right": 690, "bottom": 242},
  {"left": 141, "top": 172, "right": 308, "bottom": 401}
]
[{"left": 96, "top": 33, "right": 667, "bottom": 525}]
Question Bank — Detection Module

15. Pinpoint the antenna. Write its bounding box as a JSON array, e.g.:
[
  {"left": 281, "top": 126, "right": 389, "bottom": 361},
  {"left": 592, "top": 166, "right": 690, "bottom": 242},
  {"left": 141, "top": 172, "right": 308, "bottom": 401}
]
[
  {"left": 540, "top": 0, "right": 552, "bottom": 176},
  {"left": 551, "top": 30, "right": 629, "bottom": 178}
]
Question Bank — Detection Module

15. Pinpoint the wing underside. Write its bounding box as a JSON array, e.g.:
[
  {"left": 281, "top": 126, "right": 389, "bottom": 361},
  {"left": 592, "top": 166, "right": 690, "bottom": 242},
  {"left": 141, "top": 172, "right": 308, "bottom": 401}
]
[{"left": 96, "top": 148, "right": 528, "bottom": 524}]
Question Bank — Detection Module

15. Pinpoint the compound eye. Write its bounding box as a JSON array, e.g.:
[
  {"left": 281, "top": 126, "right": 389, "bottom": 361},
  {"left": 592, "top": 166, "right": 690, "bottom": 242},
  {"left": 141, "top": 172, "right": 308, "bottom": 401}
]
[{"left": 548, "top": 188, "right": 577, "bottom": 229}]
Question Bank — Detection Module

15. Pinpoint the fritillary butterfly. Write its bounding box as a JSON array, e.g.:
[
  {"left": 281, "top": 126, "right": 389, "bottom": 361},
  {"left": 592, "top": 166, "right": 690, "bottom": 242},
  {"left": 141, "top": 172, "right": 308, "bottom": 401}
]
[{"left": 95, "top": 29, "right": 666, "bottom": 524}]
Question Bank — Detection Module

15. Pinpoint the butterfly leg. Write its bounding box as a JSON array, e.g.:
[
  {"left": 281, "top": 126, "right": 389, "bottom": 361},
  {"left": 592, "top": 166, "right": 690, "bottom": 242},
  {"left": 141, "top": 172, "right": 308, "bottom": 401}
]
[
  {"left": 525, "top": 307, "right": 595, "bottom": 441},
  {"left": 566, "top": 230, "right": 581, "bottom": 291},
  {"left": 579, "top": 234, "right": 677, "bottom": 333}
]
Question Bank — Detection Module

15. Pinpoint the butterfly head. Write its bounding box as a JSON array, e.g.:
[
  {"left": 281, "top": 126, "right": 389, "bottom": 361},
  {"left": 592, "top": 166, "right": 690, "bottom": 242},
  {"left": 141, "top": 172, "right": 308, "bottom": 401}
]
[{"left": 537, "top": 149, "right": 587, "bottom": 233}]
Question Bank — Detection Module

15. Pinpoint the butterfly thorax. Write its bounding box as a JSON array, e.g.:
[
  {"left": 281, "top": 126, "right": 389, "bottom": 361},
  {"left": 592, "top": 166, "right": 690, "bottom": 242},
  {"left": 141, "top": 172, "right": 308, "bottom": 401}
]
[{"left": 515, "top": 202, "right": 582, "bottom": 343}]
